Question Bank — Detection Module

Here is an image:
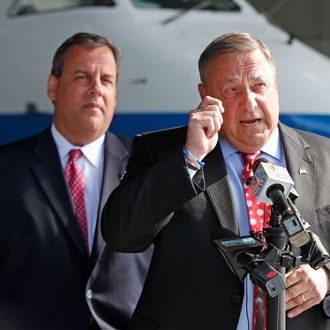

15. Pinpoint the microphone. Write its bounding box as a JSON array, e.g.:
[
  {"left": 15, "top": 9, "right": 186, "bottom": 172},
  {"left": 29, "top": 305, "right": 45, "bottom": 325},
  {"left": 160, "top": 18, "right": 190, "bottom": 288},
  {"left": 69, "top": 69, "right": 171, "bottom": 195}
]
[
  {"left": 212, "top": 228, "right": 263, "bottom": 281},
  {"left": 250, "top": 159, "right": 310, "bottom": 247},
  {"left": 213, "top": 228, "right": 286, "bottom": 297},
  {"left": 249, "top": 158, "right": 294, "bottom": 205}
]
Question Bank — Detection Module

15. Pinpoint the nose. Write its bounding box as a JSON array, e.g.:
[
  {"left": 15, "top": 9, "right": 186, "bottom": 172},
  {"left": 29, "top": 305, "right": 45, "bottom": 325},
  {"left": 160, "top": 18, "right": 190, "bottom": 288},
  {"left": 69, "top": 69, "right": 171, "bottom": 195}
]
[
  {"left": 240, "top": 89, "right": 258, "bottom": 111},
  {"left": 88, "top": 77, "right": 103, "bottom": 96}
]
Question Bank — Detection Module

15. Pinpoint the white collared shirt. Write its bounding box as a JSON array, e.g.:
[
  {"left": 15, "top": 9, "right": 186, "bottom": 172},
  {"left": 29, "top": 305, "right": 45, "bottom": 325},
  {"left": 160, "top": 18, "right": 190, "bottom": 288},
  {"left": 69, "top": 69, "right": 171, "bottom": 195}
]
[{"left": 51, "top": 124, "right": 105, "bottom": 252}]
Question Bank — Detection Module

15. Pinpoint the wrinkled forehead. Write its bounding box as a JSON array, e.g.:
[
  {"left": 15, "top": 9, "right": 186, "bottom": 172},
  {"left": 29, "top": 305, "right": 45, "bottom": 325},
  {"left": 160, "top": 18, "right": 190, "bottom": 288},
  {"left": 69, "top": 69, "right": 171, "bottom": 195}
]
[{"left": 207, "top": 50, "right": 276, "bottom": 80}]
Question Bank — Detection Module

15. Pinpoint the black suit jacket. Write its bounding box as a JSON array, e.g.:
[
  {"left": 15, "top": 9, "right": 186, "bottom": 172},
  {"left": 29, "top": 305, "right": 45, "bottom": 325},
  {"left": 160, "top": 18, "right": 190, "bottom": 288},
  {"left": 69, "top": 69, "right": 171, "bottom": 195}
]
[
  {"left": 102, "top": 123, "right": 330, "bottom": 330},
  {"left": 0, "top": 128, "right": 152, "bottom": 330}
]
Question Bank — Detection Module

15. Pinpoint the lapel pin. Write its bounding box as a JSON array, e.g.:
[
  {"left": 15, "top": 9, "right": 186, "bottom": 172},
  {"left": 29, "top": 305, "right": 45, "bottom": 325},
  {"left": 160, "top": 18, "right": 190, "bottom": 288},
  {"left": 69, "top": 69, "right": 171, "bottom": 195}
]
[
  {"left": 119, "top": 171, "right": 126, "bottom": 180},
  {"left": 298, "top": 167, "right": 307, "bottom": 175}
]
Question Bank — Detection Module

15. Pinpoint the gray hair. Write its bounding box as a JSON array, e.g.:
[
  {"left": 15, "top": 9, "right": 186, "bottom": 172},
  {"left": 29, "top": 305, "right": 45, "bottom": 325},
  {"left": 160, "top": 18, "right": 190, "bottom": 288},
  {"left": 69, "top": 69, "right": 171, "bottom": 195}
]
[{"left": 198, "top": 32, "right": 276, "bottom": 82}]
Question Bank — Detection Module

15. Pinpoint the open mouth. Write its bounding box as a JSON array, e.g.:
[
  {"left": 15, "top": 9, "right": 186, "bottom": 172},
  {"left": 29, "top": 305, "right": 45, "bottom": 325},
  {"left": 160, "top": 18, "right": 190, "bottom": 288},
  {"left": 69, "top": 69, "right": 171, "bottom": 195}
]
[{"left": 240, "top": 118, "right": 261, "bottom": 126}]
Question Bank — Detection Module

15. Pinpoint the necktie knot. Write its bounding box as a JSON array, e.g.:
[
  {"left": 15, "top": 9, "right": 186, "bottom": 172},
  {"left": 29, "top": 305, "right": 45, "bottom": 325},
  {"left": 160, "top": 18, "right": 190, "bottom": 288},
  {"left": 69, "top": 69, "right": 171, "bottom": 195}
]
[
  {"left": 242, "top": 151, "right": 260, "bottom": 183},
  {"left": 68, "top": 149, "right": 83, "bottom": 162},
  {"left": 242, "top": 151, "right": 260, "bottom": 167}
]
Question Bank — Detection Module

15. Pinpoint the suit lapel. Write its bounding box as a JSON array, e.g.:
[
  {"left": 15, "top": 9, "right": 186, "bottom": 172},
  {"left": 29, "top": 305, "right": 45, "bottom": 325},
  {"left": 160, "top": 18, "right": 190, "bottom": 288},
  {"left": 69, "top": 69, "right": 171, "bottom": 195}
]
[
  {"left": 204, "top": 143, "right": 238, "bottom": 234},
  {"left": 32, "top": 129, "right": 88, "bottom": 256},
  {"left": 279, "top": 124, "right": 316, "bottom": 216},
  {"left": 91, "top": 132, "right": 130, "bottom": 259}
]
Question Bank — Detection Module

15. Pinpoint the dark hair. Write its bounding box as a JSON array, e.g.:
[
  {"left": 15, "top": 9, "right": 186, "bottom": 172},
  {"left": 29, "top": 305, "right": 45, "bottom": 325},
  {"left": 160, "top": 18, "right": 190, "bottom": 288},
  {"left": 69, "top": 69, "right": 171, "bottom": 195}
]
[
  {"left": 198, "top": 32, "right": 276, "bottom": 82},
  {"left": 51, "top": 32, "right": 121, "bottom": 79}
]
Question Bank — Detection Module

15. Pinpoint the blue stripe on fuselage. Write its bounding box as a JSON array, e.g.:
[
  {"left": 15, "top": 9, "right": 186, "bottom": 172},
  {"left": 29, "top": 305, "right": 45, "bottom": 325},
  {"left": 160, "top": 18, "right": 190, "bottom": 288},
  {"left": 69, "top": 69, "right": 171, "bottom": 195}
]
[{"left": 0, "top": 113, "right": 329, "bottom": 144}]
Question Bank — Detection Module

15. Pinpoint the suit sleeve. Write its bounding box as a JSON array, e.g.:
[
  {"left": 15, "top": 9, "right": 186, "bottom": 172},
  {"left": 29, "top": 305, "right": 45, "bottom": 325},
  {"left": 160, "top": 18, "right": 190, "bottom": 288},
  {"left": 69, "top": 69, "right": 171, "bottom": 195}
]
[{"left": 101, "top": 134, "right": 205, "bottom": 252}]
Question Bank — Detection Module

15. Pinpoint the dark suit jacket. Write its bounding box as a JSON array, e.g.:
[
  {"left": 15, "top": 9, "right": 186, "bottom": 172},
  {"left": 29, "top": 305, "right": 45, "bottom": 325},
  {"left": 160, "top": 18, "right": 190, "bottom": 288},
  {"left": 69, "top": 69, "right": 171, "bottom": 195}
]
[
  {"left": 0, "top": 128, "right": 152, "bottom": 330},
  {"left": 102, "top": 123, "right": 330, "bottom": 330}
]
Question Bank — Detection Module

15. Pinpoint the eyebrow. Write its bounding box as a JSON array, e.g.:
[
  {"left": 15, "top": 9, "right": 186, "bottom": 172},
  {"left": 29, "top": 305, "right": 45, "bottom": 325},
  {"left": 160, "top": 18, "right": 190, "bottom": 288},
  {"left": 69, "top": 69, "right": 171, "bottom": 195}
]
[
  {"left": 72, "top": 69, "right": 88, "bottom": 75},
  {"left": 223, "top": 75, "right": 268, "bottom": 83},
  {"left": 223, "top": 78, "right": 240, "bottom": 84},
  {"left": 72, "top": 69, "right": 115, "bottom": 79}
]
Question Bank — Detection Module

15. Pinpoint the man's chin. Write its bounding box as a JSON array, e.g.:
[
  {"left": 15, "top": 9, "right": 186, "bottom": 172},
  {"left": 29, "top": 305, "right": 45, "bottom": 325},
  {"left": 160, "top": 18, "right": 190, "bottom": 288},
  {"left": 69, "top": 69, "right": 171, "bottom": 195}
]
[{"left": 245, "top": 133, "right": 271, "bottom": 149}]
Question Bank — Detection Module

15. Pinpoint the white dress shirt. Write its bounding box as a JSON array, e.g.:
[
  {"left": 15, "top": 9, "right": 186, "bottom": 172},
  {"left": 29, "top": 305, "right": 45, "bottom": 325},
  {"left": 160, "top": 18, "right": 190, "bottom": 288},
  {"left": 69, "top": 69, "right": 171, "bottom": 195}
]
[{"left": 51, "top": 124, "right": 105, "bottom": 252}]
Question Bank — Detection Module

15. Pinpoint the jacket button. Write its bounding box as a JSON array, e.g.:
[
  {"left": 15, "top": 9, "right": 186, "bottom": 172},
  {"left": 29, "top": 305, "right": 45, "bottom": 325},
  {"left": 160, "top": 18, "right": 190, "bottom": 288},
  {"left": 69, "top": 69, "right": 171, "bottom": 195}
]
[
  {"left": 86, "top": 289, "right": 93, "bottom": 300},
  {"left": 232, "top": 294, "right": 242, "bottom": 304}
]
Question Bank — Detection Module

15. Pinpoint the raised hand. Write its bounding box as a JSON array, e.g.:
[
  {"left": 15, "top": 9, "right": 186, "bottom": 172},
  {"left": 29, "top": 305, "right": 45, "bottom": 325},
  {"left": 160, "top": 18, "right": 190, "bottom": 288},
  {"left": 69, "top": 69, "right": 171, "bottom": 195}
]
[{"left": 185, "top": 96, "right": 224, "bottom": 161}]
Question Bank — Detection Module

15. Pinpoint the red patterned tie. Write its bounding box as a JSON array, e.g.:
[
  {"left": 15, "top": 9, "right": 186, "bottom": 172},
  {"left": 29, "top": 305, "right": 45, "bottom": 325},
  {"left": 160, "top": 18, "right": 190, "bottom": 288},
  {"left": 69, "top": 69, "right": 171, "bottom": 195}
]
[
  {"left": 241, "top": 152, "right": 271, "bottom": 330},
  {"left": 65, "top": 149, "right": 89, "bottom": 251}
]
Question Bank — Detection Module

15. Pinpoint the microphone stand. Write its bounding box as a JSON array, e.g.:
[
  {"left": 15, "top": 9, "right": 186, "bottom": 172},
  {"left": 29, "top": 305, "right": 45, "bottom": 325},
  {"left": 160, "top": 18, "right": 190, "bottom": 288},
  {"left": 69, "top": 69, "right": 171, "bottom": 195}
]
[
  {"left": 263, "top": 212, "right": 287, "bottom": 330},
  {"left": 263, "top": 231, "right": 286, "bottom": 330}
]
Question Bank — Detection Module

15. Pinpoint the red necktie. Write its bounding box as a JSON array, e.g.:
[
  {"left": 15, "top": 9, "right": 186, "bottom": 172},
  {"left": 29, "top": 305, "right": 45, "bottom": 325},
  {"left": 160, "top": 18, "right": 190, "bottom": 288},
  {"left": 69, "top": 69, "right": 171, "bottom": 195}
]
[
  {"left": 65, "top": 149, "right": 89, "bottom": 251},
  {"left": 241, "top": 152, "right": 271, "bottom": 330}
]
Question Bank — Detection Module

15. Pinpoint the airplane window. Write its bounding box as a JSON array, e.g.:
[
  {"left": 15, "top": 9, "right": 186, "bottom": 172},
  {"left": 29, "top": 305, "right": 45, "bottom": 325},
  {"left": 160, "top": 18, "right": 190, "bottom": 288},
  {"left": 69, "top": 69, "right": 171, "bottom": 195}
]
[
  {"left": 132, "top": 0, "right": 240, "bottom": 11},
  {"left": 10, "top": 0, "right": 115, "bottom": 16}
]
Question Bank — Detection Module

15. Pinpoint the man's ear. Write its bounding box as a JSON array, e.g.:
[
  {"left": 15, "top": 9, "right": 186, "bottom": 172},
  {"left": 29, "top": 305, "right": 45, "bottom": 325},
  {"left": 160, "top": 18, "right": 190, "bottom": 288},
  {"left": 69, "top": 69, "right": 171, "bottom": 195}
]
[
  {"left": 47, "top": 74, "right": 57, "bottom": 103},
  {"left": 198, "top": 83, "right": 207, "bottom": 99}
]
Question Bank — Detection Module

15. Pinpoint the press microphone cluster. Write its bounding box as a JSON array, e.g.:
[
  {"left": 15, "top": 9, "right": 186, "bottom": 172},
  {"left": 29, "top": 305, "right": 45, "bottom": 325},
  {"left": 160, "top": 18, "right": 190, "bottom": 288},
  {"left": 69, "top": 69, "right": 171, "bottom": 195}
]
[
  {"left": 213, "top": 159, "right": 329, "bottom": 299},
  {"left": 250, "top": 159, "right": 330, "bottom": 269}
]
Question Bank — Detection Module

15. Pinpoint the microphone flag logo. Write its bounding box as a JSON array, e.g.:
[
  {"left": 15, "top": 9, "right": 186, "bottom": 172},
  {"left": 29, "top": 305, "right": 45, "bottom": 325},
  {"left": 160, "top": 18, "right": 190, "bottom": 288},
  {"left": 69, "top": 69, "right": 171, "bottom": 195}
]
[{"left": 249, "top": 162, "right": 294, "bottom": 204}]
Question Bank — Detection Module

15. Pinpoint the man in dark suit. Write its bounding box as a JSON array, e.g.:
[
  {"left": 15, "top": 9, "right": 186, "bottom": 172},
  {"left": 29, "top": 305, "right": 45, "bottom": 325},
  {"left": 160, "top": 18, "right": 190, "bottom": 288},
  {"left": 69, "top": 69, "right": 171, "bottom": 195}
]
[
  {"left": 0, "top": 32, "right": 152, "bottom": 330},
  {"left": 101, "top": 32, "right": 330, "bottom": 329}
]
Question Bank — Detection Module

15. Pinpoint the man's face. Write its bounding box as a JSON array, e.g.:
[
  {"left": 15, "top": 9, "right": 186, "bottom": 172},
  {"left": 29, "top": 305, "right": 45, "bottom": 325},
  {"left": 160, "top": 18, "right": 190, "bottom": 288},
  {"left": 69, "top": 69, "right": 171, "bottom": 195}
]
[
  {"left": 48, "top": 44, "right": 117, "bottom": 146},
  {"left": 198, "top": 49, "right": 279, "bottom": 153}
]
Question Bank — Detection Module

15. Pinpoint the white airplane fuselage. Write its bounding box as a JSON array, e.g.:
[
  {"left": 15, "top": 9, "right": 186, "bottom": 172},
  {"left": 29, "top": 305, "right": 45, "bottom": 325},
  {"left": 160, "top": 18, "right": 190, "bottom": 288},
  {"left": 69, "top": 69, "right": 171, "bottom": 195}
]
[{"left": 0, "top": 0, "right": 329, "bottom": 143}]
